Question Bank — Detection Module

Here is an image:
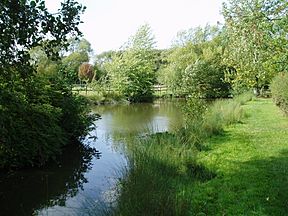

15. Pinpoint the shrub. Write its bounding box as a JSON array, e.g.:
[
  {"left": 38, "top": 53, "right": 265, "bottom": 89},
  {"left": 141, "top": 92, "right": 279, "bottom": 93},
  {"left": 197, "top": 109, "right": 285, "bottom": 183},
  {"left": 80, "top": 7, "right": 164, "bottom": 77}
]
[
  {"left": 183, "top": 60, "right": 231, "bottom": 98},
  {"left": 0, "top": 76, "right": 96, "bottom": 169},
  {"left": 178, "top": 92, "right": 252, "bottom": 148},
  {"left": 271, "top": 72, "right": 288, "bottom": 114},
  {"left": 178, "top": 98, "right": 208, "bottom": 147}
]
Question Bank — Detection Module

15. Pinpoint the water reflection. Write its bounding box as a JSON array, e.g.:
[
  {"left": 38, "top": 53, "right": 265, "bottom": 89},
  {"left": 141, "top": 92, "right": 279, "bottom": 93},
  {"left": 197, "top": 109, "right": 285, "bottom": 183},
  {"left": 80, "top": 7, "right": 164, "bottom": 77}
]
[
  {"left": 91, "top": 99, "right": 183, "bottom": 136},
  {"left": 0, "top": 143, "right": 98, "bottom": 216},
  {"left": 0, "top": 99, "right": 183, "bottom": 215}
]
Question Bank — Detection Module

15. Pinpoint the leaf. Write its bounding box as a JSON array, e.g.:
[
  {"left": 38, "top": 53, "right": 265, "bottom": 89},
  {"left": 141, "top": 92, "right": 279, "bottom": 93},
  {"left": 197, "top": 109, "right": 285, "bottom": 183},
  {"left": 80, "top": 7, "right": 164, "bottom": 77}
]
[{"left": 30, "top": 1, "right": 36, "bottom": 7}]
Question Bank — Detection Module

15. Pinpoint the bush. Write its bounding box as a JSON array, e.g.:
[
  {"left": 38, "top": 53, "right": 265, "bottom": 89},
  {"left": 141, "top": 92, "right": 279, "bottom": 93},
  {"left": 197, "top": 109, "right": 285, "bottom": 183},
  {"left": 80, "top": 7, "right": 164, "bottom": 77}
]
[
  {"left": 183, "top": 60, "right": 231, "bottom": 98},
  {"left": 0, "top": 75, "right": 96, "bottom": 169},
  {"left": 271, "top": 72, "right": 288, "bottom": 114},
  {"left": 178, "top": 92, "right": 252, "bottom": 148},
  {"left": 178, "top": 98, "right": 208, "bottom": 147}
]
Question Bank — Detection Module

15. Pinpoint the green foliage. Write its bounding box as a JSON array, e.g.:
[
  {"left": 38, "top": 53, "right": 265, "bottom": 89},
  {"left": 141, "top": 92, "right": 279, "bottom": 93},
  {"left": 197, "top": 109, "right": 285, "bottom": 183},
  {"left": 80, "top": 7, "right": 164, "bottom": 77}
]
[
  {"left": 178, "top": 93, "right": 252, "bottom": 149},
  {"left": 223, "top": 0, "right": 288, "bottom": 92},
  {"left": 0, "top": 0, "right": 95, "bottom": 169},
  {"left": 30, "top": 38, "right": 93, "bottom": 83},
  {"left": 159, "top": 25, "right": 231, "bottom": 98},
  {"left": 271, "top": 72, "right": 288, "bottom": 114},
  {"left": 61, "top": 38, "right": 92, "bottom": 84},
  {"left": 0, "top": 84, "right": 63, "bottom": 167},
  {"left": 105, "top": 24, "right": 157, "bottom": 102},
  {"left": 0, "top": 0, "right": 85, "bottom": 73},
  {"left": 94, "top": 51, "right": 115, "bottom": 81},
  {"left": 0, "top": 75, "right": 95, "bottom": 169},
  {"left": 29, "top": 46, "right": 60, "bottom": 76},
  {"left": 178, "top": 98, "right": 208, "bottom": 147},
  {"left": 183, "top": 60, "right": 231, "bottom": 98}
]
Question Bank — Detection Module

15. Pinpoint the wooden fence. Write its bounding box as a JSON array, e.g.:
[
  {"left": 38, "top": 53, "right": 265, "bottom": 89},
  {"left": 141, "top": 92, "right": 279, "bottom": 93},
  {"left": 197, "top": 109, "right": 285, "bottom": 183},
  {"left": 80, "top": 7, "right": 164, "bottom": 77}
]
[{"left": 72, "top": 84, "right": 169, "bottom": 95}]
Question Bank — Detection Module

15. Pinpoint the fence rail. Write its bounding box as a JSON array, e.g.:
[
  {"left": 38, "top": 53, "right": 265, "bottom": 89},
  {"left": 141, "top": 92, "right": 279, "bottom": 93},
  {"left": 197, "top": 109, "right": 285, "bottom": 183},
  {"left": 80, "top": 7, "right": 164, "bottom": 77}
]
[{"left": 72, "top": 84, "right": 168, "bottom": 93}]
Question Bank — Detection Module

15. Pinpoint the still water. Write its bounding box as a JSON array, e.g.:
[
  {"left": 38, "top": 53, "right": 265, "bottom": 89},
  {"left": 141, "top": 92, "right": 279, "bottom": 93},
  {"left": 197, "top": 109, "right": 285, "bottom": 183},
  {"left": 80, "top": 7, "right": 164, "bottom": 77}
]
[{"left": 0, "top": 100, "right": 183, "bottom": 216}]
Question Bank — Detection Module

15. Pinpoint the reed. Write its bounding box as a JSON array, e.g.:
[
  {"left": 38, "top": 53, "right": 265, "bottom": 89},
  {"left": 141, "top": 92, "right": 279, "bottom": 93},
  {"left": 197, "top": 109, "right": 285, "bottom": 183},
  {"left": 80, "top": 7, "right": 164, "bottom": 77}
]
[{"left": 108, "top": 93, "right": 253, "bottom": 215}]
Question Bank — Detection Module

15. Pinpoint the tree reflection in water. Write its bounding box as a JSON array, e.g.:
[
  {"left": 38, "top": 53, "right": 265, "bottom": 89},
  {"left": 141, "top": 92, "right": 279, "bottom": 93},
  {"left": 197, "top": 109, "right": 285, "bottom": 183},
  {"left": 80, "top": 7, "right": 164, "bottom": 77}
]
[{"left": 0, "top": 142, "right": 101, "bottom": 216}]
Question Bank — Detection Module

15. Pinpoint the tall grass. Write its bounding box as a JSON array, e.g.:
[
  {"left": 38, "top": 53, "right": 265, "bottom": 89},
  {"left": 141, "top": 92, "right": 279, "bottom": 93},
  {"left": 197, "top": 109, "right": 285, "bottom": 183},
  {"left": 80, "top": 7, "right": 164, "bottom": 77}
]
[
  {"left": 107, "top": 92, "right": 253, "bottom": 215},
  {"left": 178, "top": 92, "right": 254, "bottom": 146},
  {"left": 110, "top": 133, "right": 214, "bottom": 216},
  {"left": 204, "top": 92, "right": 253, "bottom": 136}
]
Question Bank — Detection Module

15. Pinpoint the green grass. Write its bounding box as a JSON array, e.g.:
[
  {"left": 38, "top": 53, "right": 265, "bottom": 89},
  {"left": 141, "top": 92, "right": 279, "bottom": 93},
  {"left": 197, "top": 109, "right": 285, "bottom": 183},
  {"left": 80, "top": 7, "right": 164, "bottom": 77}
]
[
  {"left": 75, "top": 90, "right": 127, "bottom": 105},
  {"left": 112, "top": 132, "right": 212, "bottom": 216},
  {"left": 110, "top": 98, "right": 288, "bottom": 215},
  {"left": 193, "top": 98, "right": 288, "bottom": 215}
]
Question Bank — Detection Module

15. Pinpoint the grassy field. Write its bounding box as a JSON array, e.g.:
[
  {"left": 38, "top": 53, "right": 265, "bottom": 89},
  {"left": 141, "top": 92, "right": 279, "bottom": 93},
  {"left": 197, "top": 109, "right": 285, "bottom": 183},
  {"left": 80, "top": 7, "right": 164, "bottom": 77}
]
[
  {"left": 192, "top": 98, "right": 288, "bottom": 215},
  {"left": 112, "top": 98, "right": 288, "bottom": 215}
]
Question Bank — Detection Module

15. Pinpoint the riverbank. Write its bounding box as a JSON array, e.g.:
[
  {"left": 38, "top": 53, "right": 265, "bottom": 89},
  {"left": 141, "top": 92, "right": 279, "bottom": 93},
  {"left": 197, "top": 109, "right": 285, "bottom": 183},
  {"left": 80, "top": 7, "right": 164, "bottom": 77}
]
[
  {"left": 74, "top": 87, "right": 174, "bottom": 105},
  {"left": 112, "top": 98, "right": 288, "bottom": 215}
]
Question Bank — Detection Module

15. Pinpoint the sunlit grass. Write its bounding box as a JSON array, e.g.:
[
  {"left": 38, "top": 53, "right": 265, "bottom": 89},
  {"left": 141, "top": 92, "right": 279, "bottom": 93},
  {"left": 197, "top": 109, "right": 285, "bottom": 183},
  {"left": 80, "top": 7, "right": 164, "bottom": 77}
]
[
  {"left": 75, "top": 90, "right": 126, "bottom": 105},
  {"left": 204, "top": 92, "right": 254, "bottom": 135},
  {"left": 192, "top": 98, "right": 288, "bottom": 215}
]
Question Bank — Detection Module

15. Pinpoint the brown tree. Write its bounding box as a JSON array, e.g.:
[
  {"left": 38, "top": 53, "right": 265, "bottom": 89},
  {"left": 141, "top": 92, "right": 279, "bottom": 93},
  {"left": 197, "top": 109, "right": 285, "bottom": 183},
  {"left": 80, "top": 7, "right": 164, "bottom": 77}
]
[{"left": 78, "top": 62, "right": 95, "bottom": 83}]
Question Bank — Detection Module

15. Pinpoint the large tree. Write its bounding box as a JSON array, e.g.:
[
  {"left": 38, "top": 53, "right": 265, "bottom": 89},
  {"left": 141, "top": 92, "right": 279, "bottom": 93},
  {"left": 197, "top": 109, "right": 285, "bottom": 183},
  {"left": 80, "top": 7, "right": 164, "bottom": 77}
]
[
  {"left": 159, "top": 25, "right": 231, "bottom": 98},
  {"left": 106, "top": 24, "right": 157, "bottom": 102},
  {"left": 222, "top": 0, "right": 288, "bottom": 92},
  {"left": 0, "top": 0, "right": 94, "bottom": 169}
]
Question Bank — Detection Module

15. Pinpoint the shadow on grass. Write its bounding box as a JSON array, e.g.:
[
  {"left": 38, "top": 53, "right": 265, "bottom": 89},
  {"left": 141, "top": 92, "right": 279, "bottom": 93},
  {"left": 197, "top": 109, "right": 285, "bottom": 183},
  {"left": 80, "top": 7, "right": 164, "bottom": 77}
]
[
  {"left": 191, "top": 149, "right": 288, "bottom": 215},
  {"left": 236, "top": 149, "right": 288, "bottom": 215}
]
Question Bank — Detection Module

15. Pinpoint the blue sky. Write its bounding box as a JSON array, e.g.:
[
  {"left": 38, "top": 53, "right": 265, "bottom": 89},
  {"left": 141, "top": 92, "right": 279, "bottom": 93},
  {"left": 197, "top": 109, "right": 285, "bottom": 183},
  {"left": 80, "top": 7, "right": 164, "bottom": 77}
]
[{"left": 46, "top": 0, "right": 225, "bottom": 54}]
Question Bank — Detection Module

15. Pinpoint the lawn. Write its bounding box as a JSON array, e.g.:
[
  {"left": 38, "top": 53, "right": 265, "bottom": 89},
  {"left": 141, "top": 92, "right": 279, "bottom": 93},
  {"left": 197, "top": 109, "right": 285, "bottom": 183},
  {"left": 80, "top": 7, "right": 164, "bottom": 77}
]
[{"left": 193, "top": 98, "right": 288, "bottom": 215}]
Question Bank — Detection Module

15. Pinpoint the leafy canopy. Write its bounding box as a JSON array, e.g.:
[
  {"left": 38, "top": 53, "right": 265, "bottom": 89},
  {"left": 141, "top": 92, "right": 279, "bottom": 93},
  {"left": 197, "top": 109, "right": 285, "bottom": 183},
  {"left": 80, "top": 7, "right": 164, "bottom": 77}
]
[
  {"left": 223, "top": 0, "right": 288, "bottom": 91},
  {"left": 0, "top": 0, "right": 94, "bottom": 169},
  {"left": 106, "top": 24, "right": 157, "bottom": 102}
]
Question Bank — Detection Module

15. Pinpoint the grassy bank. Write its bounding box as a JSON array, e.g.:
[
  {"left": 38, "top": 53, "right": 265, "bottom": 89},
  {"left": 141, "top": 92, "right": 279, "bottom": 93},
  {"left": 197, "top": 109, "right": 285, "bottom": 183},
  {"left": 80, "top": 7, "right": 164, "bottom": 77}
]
[
  {"left": 111, "top": 97, "right": 288, "bottom": 215},
  {"left": 192, "top": 99, "right": 288, "bottom": 215}
]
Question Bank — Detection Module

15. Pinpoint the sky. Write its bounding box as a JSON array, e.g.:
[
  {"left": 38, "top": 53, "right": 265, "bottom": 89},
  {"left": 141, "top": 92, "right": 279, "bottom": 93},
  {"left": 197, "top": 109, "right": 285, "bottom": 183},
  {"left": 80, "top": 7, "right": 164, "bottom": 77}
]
[{"left": 46, "top": 0, "right": 226, "bottom": 54}]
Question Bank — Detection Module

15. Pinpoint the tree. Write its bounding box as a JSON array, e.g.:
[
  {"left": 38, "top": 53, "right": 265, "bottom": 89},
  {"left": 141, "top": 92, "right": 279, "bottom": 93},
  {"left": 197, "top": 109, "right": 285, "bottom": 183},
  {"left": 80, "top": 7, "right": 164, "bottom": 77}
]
[
  {"left": 94, "top": 50, "right": 116, "bottom": 81},
  {"left": 29, "top": 46, "right": 60, "bottom": 76},
  {"left": 78, "top": 62, "right": 95, "bottom": 83},
  {"left": 159, "top": 25, "right": 231, "bottom": 98},
  {"left": 183, "top": 60, "right": 231, "bottom": 98},
  {"left": 61, "top": 38, "right": 92, "bottom": 83},
  {"left": 106, "top": 24, "right": 157, "bottom": 102},
  {"left": 67, "top": 37, "right": 93, "bottom": 54},
  {"left": 172, "top": 24, "right": 221, "bottom": 47},
  {"left": 0, "top": 0, "right": 95, "bottom": 169},
  {"left": 222, "top": 0, "right": 288, "bottom": 93}
]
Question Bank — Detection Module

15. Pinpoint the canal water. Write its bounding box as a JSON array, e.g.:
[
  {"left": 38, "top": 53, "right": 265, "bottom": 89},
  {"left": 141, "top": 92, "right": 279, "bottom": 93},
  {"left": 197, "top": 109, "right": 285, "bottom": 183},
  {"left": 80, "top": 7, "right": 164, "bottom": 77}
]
[{"left": 0, "top": 100, "right": 183, "bottom": 216}]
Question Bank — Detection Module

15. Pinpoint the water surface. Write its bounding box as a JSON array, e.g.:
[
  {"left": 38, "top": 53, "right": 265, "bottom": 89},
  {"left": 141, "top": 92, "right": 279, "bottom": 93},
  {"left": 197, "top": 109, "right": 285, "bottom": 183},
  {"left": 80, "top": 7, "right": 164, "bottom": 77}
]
[{"left": 0, "top": 99, "right": 183, "bottom": 215}]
